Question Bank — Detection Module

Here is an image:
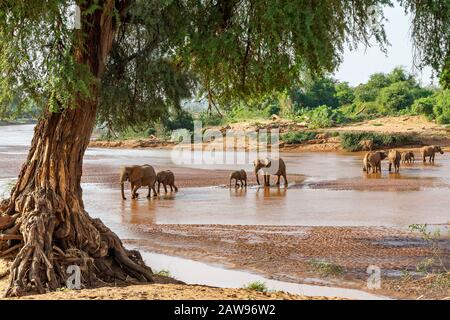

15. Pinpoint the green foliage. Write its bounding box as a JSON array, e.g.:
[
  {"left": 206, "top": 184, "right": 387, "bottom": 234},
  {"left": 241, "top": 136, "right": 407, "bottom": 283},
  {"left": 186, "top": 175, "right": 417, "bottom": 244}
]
[
  {"left": 432, "top": 90, "right": 450, "bottom": 124},
  {"left": 339, "top": 132, "right": 414, "bottom": 151},
  {"left": 377, "top": 81, "right": 415, "bottom": 113},
  {"left": 408, "top": 224, "right": 448, "bottom": 275},
  {"left": 281, "top": 131, "right": 317, "bottom": 144},
  {"left": 291, "top": 77, "right": 339, "bottom": 109},
  {"left": 335, "top": 82, "right": 355, "bottom": 106},
  {"left": 306, "top": 105, "right": 347, "bottom": 128},
  {"left": 154, "top": 269, "right": 172, "bottom": 277},
  {"left": 411, "top": 96, "right": 435, "bottom": 118},
  {"left": 165, "top": 110, "right": 195, "bottom": 132},
  {"left": 243, "top": 281, "right": 268, "bottom": 293},
  {"left": 307, "top": 259, "right": 344, "bottom": 277}
]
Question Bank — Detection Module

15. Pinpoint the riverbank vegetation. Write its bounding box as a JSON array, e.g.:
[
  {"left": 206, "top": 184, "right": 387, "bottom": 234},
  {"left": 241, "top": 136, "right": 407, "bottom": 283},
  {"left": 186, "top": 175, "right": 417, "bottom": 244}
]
[{"left": 95, "top": 67, "right": 449, "bottom": 141}]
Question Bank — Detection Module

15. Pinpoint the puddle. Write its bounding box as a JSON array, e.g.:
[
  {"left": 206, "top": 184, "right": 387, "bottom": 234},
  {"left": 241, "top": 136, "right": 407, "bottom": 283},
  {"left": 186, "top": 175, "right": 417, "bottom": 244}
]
[{"left": 137, "top": 250, "right": 390, "bottom": 300}]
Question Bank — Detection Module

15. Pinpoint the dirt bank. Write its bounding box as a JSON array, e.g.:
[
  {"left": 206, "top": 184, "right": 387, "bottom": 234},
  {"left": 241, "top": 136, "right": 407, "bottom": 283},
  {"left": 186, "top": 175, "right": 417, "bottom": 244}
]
[
  {"left": 125, "top": 225, "right": 450, "bottom": 300},
  {"left": 0, "top": 259, "right": 329, "bottom": 300},
  {"left": 89, "top": 116, "right": 450, "bottom": 152}
]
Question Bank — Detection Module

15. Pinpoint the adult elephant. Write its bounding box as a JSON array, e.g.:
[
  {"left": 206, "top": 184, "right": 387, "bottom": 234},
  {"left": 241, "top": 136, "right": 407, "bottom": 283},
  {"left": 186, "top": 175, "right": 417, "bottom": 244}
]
[
  {"left": 120, "top": 165, "right": 158, "bottom": 200},
  {"left": 420, "top": 146, "right": 444, "bottom": 163},
  {"left": 363, "top": 151, "right": 388, "bottom": 173},
  {"left": 253, "top": 158, "right": 288, "bottom": 187}
]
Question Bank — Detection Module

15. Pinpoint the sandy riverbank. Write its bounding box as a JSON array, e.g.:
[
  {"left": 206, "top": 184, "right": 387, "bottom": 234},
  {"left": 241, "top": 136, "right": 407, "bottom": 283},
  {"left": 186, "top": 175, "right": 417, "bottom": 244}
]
[
  {"left": 0, "top": 259, "right": 331, "bottom": 300},
  {"left": 89, "top": 116, "right": 450, "bottom": 153},
  {"left": 125, "top": 225, "right": 449, "bottom": 300}
]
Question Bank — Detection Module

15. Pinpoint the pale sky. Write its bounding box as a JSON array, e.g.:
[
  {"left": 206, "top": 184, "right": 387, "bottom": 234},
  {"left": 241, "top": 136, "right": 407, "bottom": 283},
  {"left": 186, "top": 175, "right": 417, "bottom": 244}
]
[{"left": 334, "top": 4, "right": 436, "bottom": 87}]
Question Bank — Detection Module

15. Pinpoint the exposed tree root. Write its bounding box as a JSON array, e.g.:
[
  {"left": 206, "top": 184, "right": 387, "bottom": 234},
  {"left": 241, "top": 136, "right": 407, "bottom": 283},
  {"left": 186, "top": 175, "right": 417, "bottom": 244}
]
[{"left": 0, "top": 188, "right": 154, "bottom": 297}]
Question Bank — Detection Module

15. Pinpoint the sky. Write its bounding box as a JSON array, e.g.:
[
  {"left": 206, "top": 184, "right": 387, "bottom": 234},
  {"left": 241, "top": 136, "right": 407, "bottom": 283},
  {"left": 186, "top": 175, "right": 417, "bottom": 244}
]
[{"left": 334, "top": 4, "right": 436, "bottom": 87}]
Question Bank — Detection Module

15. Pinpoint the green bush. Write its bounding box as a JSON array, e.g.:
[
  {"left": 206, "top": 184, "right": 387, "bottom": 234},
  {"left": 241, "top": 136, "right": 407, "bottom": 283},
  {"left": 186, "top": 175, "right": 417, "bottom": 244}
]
[
  {"left": 433, "top": 90, "right": 450, "bottom": 124},
  {"left": 243, "top": 281, "right": 268, "bottom": 292},
  {"left": 166, "top": 110, "right": 194, "bottom": 131},
  {"left": 411, "top": 96, "right": 435, "bottom": 118},
  {"left": 377, "top": 82, "right": 415, "bottom": 113},
  {"left": 281, "top": 131, "right": 317, "bottom": 144},
  {"left": 339, "top": 132, "right": 415, "bottom": 151}
]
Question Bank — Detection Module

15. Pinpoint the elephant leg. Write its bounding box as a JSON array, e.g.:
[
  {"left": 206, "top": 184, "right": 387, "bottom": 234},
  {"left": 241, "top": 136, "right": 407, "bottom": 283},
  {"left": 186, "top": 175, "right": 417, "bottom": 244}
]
[
  {"left": 170, "top": 184, "right": 173, "bottom": 192},
  {"left": 157, "top": 182, "right": 161, "bottom": 194},
  {"left": 147, "top": 186, "right": 151, "bottom": 198},
  {"left": 132, "top": 183, "right": 141, "bottom": 199},
  {"left": 283, "top": 174, "right": 288, "bottom": 186},
  {"left": 276, "top": 175, "right": 280, "bottom": 185},
  {"left": 152, "top": 185, "right": 158, "bottom": 197},
  {"left": 388, "top": 163, "right": 392, "bottom": 172},
  {"left": 163, "top": 183, "right": 168, "bottom": 193},
  {"left": 266, "top": 175, "right": 270, "bottom": 186},
  {"left": 131, "top": 182, "right": 138, "bottom": 199}
]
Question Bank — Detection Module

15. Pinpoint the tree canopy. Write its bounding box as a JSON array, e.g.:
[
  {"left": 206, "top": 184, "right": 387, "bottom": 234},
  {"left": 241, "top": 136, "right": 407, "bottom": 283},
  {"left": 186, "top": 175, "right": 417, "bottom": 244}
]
[{"left": 2, "top": 0, "right": 448, "bottom": 129}]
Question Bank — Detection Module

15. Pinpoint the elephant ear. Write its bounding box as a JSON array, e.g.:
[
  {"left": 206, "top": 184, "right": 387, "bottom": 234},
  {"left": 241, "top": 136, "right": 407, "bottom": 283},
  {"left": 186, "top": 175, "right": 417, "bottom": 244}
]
[
  {"left": 253, "top": 159, "right": 260, "bottom": 167},
  {"left": 129, "top": 167, "right": 142, "bottom": 181}
]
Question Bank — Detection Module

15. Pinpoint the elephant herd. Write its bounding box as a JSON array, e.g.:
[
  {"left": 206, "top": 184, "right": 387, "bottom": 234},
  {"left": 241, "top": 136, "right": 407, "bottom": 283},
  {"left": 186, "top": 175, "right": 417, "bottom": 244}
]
[
  {"left": 120, "top": 145, "right": 444, "bottom": 199},
  {"left": 120, "top": 165, "right": 178, "bottom": 200},
  {"left": 120, "top": 157, "right": 289, "bottom": 199},
  {"left": 362, "top": 145, "right": 444, "bottom": 174},
  {"left": 230, "top": 158, "right": 288, "bottom": 188}
]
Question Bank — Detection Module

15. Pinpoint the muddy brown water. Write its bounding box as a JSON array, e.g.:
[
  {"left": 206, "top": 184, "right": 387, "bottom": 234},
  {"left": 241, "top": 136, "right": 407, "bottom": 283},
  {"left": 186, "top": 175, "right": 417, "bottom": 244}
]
[
  {"left": 0, "top": 124, "right": 448, "bottom": 299},
  {"left": 1, "top": 124, "right": 449, "bottom": 228}
]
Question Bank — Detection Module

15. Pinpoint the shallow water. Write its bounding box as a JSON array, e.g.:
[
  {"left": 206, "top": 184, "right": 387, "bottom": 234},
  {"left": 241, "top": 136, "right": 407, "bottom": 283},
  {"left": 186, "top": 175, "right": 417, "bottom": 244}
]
[
  {"left": 1, "top": 124, "right": 449, "bottom": 228},
  {"left": 138, "top": 251, "right": 389, "bottom": 300},
  {"left": 1, "top": 124, "right": 448, "bottom": 299}
]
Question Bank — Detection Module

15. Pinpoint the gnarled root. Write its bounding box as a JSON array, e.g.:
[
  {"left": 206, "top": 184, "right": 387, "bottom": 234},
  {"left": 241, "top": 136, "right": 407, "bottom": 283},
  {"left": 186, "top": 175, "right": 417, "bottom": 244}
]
[{"left": 1, "top": 188, "right": 153, "bottom": 297}]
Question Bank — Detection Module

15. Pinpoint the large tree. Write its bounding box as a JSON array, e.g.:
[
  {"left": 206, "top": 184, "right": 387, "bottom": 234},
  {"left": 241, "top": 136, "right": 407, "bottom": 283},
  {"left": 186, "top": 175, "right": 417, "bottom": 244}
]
[{"left": 0, "top": 0, "right": 448, "bottom": 297}]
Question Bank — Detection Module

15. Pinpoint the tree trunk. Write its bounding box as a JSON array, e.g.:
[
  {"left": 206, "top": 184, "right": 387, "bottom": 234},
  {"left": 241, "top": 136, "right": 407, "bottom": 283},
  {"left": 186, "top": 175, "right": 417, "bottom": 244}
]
[{"left": 0, "top": 0, "right": 153, "bottom": 297}]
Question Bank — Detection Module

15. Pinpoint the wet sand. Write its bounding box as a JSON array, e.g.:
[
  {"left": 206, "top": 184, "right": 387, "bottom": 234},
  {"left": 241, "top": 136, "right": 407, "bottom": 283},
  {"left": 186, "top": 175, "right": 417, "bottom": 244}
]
[{"left": 124, "top": 224, "right": 449, "bottom": 299}]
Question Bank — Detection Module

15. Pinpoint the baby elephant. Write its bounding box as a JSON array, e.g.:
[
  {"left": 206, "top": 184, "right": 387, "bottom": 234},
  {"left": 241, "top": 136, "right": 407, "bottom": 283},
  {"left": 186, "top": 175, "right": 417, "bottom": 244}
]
[
  {"left": 388, "top": 149, "right": 401, "bottom": 173},
  {"left": 156, "top": 170, "right": 178, "bottom": 193},
  {"left": 401, "top": 151, "right": 415, "bottom": 164},
  {"left": 230, "top": 170, "right": 247, "bottom": 188},
  {"left": 420, "top": 145, "right": 444, "bottom": 163}
]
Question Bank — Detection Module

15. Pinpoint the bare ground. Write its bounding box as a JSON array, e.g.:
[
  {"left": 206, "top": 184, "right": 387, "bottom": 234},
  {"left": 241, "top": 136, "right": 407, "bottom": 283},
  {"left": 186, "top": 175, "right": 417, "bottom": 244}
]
[
  {"left": 124, "top": 224, "right": 450, "bottom": 300},
  {"left": 0, "top": 259, "right": 328, "bottom": 300},
  {"left": 89, "top": 116, "right": 450, "bottom": 153}
]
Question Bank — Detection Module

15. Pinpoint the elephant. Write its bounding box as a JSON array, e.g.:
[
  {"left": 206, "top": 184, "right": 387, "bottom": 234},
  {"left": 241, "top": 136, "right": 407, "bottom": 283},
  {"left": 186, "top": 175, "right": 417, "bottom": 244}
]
[
  {"left": 388, "top": 149, "right": 401, "bottom": 173},
  {"left": 359, "top": 139, "right": 374, "bottom": 151},
  {"left": 253, "top": 157, "right": 287, "bottom": 187},
  {"left": 229, "top": 170, "right": 247, "bottom": 188},
  {"left": 156, "top": 170, "right": 178, "bottom": 193},
  {"left": 120, "top": 165, "right": 158, "bottom": 200},
  {"left": 420, "top": 145, "right": 444, "bottom": 163},
  {"left": 363, "top": 151, "right": 388, "bottom": 173},
  {"left": 401, "top": 151, "right": 415, "bottom": 164}
]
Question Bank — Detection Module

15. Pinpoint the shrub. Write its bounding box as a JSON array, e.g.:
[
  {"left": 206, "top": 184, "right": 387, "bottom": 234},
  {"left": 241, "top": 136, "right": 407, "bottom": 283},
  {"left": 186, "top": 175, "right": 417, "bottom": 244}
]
[
  {"left": 307, "top": 259, "right": 344, "bottom": 277},
  {"left": 377, "top": 82, "right": 414, "bottom": 113},
  {"left": 166, "top": 110, "right": 195, "bottom": 131},
  {"left": 243, "top": 281, "right": 268, "bottom": 292},
  {"left": 281, "top": 131, "right": 317, "bottom": 144},
  {"left": 433, "top": 90, "right": 450, "bottom": 124},
  {"left": 340, "top": 132, "right": 415, "bottom": 151},
  {"left": 411, "top": 96, "right": 435, "bottom": 118}
]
